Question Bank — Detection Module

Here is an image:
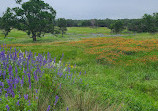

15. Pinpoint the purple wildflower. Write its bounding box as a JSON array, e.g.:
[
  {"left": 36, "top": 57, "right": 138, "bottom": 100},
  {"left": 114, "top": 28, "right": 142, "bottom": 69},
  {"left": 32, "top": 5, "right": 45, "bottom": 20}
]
[
  {"left": 20, "top": 76, "right": 24, "bottom": 87},
  {"left": 54, "top": 95, "right": 59, "bottom": 106},
  {"left": 0, "top": 81, "right": 4, "bottom": 88},
  {"left": 8, "top": 65, "right": 12, "bottom": 77},
  {"left": 19, "top": 93, "right": 21, "bottom": 98},
  {"left": 28, "top": 100, "right": 31, "bottom": 106},
  {"left": 28, "top": 73, "right": 31, "bottom": 89},
  {"left": 47, "top": 105, "right": 51, "bottom": 111},
  {"left": 14, "top": 78, "right": 19, "bottom": 89},
  {"left": 15, "top": 78, "right": 19, "bottom": 84},
  {"left": 6, "top": 105, "right": 10, "bottom": 111},
  {"left": 54, "top": 57, "right": 56, "bottom": 63},
  {"left": 11, "top": 91, "right": 15, "bottom": 98},
  {"left": 36, "top": 89, "right": 38, "bottom": 93},
  {"left": 80, "top": 79, "right": 82, "bottom": 83},
  {"left": 5, "top": 93, "right": 8, "bottom": 98},
  {"left": 24, "top": 94, "right": 28, "bottom": 100},
  {"left": 6, "top": 78, "right": 15, "bottom": 98},
  {"left": 34, "top": 71, "right": 38, "bottom": 81},
  {"left": 59, "top": 83, "right": 61, "bottom": 89},
  {"left": 68, "top": 67, "right": 70, "bottom": 72},
  {"left": 17, "top": 100, "right": 20, "bottom": 106},
  {"left": 79, "top": 71, "right": 81, "bottom": 75},
  {"left": 0, "top": 70, "right": 1, "bottom": 77},
  {"left": 15, "top": 66, "right": 18, "bottom": 76},
  {"left": 3, "top": 70, "right": 6, "bottom": 80},
  {"left": 67, "top": 107, "right": 69, "bottom": 111}
]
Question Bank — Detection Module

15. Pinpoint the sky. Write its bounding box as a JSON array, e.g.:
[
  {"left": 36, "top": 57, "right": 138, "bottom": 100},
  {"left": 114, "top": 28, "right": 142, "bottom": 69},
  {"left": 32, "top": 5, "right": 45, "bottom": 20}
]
[{"left": 0, "top": 0, "right": 158, "bottom": 19}]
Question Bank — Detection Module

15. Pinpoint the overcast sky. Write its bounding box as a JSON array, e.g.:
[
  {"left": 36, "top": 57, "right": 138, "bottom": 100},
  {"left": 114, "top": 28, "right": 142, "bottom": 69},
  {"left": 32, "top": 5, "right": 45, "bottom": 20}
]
[{"left": 0, "top": 0, "right": 158, "bottom": 19}]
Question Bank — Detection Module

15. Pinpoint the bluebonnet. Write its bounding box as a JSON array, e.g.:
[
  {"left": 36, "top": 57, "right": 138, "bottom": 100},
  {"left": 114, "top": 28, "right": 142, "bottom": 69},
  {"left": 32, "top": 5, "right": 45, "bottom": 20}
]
[
  {"left": 6, "top": 105, "right": 10, "bottom": 111},
  {"left": 47, "top": 105, "right": 51, "bottom": 111},
  {"left": 24, "top": 94, "right": 28, "bottom": 100},
  {"left": 17, "top": 100, "right": 20, "bottom": 106},
  {"left": 0, "top": 46, "right": 84, "bottom": 111},
  {"left": 5, "top": 93, "right": 8, "bottom": 98},
  {"left": 54, "top": 95, "right": 59, "bottom": 106},
  {"left": 28, "top": 73, "right": 31, "bottom": 89},
  {"left": 0, "top": 81, "right": 4, "bottom": 88},
  {"left": 79, "top": 71, "right": 81, "bottom": 75},
  {"left": 28, "top": 100, "right": 31, "bottom": 106}
]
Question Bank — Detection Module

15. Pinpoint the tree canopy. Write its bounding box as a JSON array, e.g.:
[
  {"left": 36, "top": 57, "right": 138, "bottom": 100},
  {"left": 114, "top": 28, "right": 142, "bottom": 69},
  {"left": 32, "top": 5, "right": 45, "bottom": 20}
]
[
  {"left": 0, "top": 8, "right": 16, "bottom": 38},
  {"left": 57, "top": 18, "right": 67, "bottom": 37},
  {"left": 110, "top": 20, "right": 124, "bottom": 33},
  {"left": 13, "top": 0, "right": 56, "bottom": 41}
]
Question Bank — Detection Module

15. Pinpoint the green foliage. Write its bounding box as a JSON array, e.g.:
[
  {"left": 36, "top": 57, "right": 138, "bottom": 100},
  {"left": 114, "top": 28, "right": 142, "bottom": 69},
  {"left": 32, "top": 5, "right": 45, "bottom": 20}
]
[
  {"left": 142, "top": 14, "right": 157, "bottom": 33},
  {"left": 81, "top": 20, "right": 91, "bottom": 27},
  {"left": 66, "top": 19, "right": 79, "bottom": 27},
  {"left": 57, "top": 18, "right": 67, "bottom": 37},
  {"left": 0, "top": 95, "right": 37, "bottom": 111},
  {"left": 53, "top": 26, "right": 60, "bottom": 36},
  {"left": 0, "top": 47, "right": 85, "bottom": 110},
  {"left": 0, "top": 8, "right": 16, "bottom": 38},
  {"left": 128, "top": 13, "right": 158, "bottom": 33},
  {"left": 110, "top": 20, "right": 124, "bottom": 33},
  {"left": 1, "top": 27, "right": 158, "bottom": 110},
  {"left": 153, "top": 13, "right": 158, "bottom": 28},
  {"left": 127, "top": 19, "right": 143, "bottom": 33},
  {"left": 12, "top": 0, "right": 56, "bottom": 41}
]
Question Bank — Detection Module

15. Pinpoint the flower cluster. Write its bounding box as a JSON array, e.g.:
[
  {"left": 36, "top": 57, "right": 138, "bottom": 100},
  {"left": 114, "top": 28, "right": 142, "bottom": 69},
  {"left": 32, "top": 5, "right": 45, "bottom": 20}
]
[
  {"left": 69, "top": 37, "right": 158, "bottom": 65},
  {"left": 0, "top": 45, "right": 82, "bottom": 110}
]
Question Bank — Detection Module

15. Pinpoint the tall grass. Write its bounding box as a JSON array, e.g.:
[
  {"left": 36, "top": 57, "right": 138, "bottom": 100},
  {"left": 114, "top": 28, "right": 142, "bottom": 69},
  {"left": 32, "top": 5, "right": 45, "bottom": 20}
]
[{"left": 1, "top": 27, "right": 158, "bottom": 110}]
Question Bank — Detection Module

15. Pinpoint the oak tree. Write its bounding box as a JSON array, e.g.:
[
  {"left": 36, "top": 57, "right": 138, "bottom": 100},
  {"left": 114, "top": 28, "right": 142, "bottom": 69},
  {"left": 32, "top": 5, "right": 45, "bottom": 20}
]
[{"left": 13, "top": 0, "right": 56, "bottom": 41}]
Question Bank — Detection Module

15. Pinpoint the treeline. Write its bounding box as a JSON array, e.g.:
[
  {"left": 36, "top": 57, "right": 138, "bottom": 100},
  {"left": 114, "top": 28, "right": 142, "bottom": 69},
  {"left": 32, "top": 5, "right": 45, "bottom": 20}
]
[
  {"left": 64, "top": 13, "right": 158, "bottom": 33},
  {"left": 65, "top": 19, "right": 113, "bottom": 27},
  {"left": 0, "top": 0, "right": 158, "bottom": 42}
]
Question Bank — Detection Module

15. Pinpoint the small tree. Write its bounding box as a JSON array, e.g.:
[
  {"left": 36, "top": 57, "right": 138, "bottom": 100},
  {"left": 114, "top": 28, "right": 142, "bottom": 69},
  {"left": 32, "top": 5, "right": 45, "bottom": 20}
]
[
  {"left": 12, "top": 0, "right": 56, "bottom": 41},
  {"left": 57, "top": 18, "right": 67, "bottom": 37},
  {"left": 110, "top": 20, "right": 124, "bottom": 33},
  {"left": 127, "top": 19, "right": 144, "bottom": 33},
  {"left": 142, "top": 14, "right": 157, "bottom": 33},
  {"left": 0, "top": 8, "right": 15, "bottom": 38}
]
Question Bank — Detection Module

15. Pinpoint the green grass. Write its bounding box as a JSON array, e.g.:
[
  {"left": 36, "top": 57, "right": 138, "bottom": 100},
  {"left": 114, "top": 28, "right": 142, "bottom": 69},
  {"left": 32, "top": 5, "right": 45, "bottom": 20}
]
[
  {"left": 67, "top": 27, "right": 111, "bottom": 34},
  {"left": 1, "top": 27, "right": 158, "bottom": 110}
]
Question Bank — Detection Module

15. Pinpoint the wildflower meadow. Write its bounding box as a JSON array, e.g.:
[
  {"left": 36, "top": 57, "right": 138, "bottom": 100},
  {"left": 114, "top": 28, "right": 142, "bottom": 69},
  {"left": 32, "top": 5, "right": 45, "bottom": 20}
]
[
  {"left": 0, "top": 44, "right": 84, "bottom": 111},
  {"left": 0, "top": 27, "right": 158, "bottom": 110}
]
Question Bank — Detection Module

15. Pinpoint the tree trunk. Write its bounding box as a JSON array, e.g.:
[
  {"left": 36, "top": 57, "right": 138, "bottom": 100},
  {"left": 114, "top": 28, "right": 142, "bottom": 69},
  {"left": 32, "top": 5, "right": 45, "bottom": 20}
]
[
  {"left": 62, "top": 31, "right": 63, "bottom": 37},
  {"left": 4, "top": 34, "right": 7, "bottom": 39},
  {"left": 32, "top": 33, "right": 36, "bottom": 41},
  {"left": 4, "top": 32, "right": 8, "bottom": 39}
]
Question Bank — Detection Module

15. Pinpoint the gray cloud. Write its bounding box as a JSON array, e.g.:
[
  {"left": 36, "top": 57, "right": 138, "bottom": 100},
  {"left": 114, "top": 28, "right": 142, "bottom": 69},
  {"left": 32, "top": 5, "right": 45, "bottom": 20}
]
[{"left": 0, "top": 0, "right": 158, "bottom": 19}]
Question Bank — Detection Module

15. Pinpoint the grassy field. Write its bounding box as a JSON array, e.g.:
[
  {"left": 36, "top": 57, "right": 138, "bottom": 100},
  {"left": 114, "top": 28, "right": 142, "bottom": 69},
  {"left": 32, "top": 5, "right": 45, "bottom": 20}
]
[{"left": 1, "top": 27, "right": 158, "bottom": 110}]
